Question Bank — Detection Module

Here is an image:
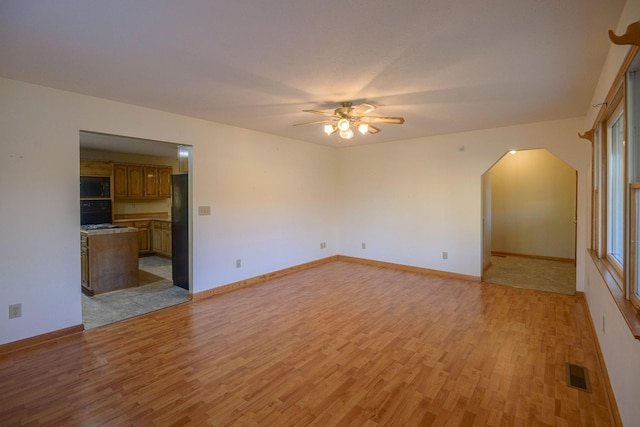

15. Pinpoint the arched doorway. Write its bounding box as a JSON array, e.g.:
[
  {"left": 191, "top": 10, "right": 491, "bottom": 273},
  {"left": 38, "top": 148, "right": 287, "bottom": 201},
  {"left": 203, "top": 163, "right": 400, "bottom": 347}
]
[{"left": 481, "top": 148, "right": 577, "bottom": 295}]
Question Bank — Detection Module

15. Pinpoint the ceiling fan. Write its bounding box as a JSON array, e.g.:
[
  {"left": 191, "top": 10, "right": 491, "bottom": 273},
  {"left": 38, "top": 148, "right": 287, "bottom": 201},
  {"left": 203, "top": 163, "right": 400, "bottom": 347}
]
[{"left": 294, "top": 102, "right": 405, "bottom": 140}]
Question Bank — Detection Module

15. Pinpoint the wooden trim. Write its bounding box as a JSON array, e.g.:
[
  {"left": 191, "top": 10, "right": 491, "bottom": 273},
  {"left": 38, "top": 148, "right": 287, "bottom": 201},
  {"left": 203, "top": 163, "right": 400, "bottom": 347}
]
[
  {"left": 336, "top": 255, "right": 481, "bottom": 282},
  {"left": 630, "top": 183, "right": 640, "bottom": 309},
  {"left": 580, "top": 294, "right": 624, "bottom": 426},
  {"left": 0, "top": 325, "right": 84, "bottom": 356},
  {"left": 113, "top": 212, "right": 170, "bottom": 220},
  {"left": 591, "top": 47, "right": 638, "bottom": 128},
  {"left": 578, "top": 129, "right": 595, "bottom": 142},
  {"left": 589, "top": 250, "right": 640, "bottom": 339},
  {"left": 491, "top": 251, "right": 575, "bottom": 263},
  {"left": 609, "top": 22, "right": 640, "bottom": 47},
  {"left": 482, "top": 261, "right": 493, "bottom": 275},
  {"left": 192, "top": 256, "right": 339, "bottom": 300}
]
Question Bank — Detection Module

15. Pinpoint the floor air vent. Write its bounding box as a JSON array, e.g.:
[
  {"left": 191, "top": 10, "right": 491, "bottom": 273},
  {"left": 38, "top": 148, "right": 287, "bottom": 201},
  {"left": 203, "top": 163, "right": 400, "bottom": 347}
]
[{"left": 566, "top": 363, "right": 591, "bottom": 392}]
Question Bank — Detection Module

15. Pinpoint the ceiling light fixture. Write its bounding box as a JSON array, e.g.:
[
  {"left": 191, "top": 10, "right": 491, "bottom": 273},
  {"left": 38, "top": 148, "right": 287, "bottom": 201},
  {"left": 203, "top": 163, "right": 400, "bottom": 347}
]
[
  {"left": 324, "top": 124, "right": 336, "bottom": 135},
  {"left": 339, "top": 128, "right": 354, "bottom": 139},
  {"left": 294, "top": 102, "right": 405, "bottom": 141},
  {"left": 337, "top": 118, "right": 350, "bottom": 131}
]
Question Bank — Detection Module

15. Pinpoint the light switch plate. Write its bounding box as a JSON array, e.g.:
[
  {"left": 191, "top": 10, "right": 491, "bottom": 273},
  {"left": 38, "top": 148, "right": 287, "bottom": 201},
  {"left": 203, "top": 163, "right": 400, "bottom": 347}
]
[{"left": 198, "top": 206, "right": 211, "bottom": 216}]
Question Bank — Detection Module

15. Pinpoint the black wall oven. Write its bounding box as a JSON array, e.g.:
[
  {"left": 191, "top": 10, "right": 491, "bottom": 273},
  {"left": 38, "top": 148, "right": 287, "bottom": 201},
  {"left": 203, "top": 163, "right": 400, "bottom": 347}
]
[{"left": 80, "top": 200, "right": 112, "bottom": 225}]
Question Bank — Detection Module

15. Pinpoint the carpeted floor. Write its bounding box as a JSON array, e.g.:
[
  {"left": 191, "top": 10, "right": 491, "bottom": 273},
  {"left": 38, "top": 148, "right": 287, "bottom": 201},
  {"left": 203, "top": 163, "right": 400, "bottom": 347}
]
[
  {"left": 482, "top": 255, "right": 576, "bottom": 295},
  {"left": 82, "top": 256, "right": 189, "bottom": 329}
]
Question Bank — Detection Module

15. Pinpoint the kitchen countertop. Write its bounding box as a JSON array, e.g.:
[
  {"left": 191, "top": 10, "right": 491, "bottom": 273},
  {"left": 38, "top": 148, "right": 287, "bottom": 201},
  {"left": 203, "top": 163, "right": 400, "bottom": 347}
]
[
  {"left": 81, "top": 227, "right": 138, "bottom": 236},
  {"left": 113, "top": 218, "right": 172, "bottom": 223}
]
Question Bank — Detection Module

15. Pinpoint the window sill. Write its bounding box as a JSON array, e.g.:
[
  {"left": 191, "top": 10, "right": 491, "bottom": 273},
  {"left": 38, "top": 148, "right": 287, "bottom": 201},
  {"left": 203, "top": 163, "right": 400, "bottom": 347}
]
[{"left": 589, "top": 250, "right": 640, "bottom": 339}]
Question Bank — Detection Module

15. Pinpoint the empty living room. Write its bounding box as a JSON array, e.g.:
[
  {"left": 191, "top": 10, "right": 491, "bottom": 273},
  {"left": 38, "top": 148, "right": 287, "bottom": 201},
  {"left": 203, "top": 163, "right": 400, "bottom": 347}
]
[{"left": 1, "top": 1, "right": 640, "bottom": 425}]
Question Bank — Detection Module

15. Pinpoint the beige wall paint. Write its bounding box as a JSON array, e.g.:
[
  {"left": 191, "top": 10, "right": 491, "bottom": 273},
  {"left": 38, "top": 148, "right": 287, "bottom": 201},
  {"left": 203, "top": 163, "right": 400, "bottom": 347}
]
[
  {"left": 481, "top": 171, "right": 492, "bottom": 271},
  {"left": 490, "top": 149, "right": 576, "bottom": 259}
]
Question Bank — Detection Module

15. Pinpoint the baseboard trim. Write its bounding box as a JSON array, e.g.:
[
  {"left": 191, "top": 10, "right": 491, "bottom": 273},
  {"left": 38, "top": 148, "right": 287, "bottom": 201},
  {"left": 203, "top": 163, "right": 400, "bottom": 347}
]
[
  {"left": 337, "top": 255, "right": 481, "bottom": 282},
  {"left": 580, "top": 294, "right": 623, "bottom": 426},
  {"left": 193, "top": 255, "right": 339, "bottom": 300},
  {"left": 491, "top": 251, "right": 575, "bottom": 263},
  {"left": 482, "top": 262, "right": 493, "bottom": 275},
  {"left": 0, "top": 324, "right": 84, "bottom": 356}
]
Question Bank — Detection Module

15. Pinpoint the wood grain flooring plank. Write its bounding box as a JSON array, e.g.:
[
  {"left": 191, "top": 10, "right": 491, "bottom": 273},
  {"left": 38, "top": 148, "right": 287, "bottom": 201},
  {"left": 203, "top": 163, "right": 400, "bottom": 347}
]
[{"left": 0, "top": 261, "right": 616, "bottom": 426}]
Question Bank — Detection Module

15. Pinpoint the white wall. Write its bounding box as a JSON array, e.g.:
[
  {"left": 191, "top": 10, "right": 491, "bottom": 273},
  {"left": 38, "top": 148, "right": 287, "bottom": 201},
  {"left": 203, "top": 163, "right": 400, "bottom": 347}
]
[
  {"left": 490, "top": 149, "right": 576, "bottom": 259},
  {"left": 0, "top": 77, "right": 338, "bottom": 345},
  {"left": 581, "top": 1, "right": 640, "bottom": 425},
  {"left": 481, "top": 171, "right": 492, "bottom": 271},
  {"left": 337, "top": 119, "right": 589, "bottom": 279}
]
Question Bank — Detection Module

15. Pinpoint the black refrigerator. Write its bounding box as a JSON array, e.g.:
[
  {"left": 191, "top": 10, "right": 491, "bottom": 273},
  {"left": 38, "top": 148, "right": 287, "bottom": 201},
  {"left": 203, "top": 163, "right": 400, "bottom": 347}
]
[{"left": 171, "top": 174, "right": 189, "bottom": 290}]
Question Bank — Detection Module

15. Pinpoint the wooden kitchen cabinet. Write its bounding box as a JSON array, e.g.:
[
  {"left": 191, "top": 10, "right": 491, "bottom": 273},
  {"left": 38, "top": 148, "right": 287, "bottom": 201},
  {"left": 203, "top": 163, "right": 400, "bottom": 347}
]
[
  {"left": 159, "top": 167, "right": 172, "bottom": 198},
  {"left": 152, "top": 220, "right": 172, "bottom": 258},
  {"left": 80, "top": 229, "right": 138, "bottom": 295},
  {"left": 144, "top": 167, "right": 158, "bottom": 197},
  {"left": 116, "top": 220, "right": 152, "bottom": 255},
  {"left": 80, "top": 160, "right": 112, "bottom": 177},
  {"left": 113, "top": 164, "right": 128, "bottom": 198},
  {"left": 80, "top": 235, "right": 90, "bottom": 290},
  {"left": 134, "top": 221, "right": 151, "bottom": 255},
  {"left": 113, "top": 163, "right": 172, "bottom": 199},
  {"left": 127, "top": 165, "right": 144, "bottom": 198}
]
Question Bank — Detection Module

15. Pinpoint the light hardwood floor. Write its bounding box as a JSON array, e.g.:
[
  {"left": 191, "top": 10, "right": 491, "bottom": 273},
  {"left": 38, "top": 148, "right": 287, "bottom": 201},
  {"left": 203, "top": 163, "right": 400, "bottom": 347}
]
[{"left": 0, "top": 261, "right": 615, "bottom": 426}]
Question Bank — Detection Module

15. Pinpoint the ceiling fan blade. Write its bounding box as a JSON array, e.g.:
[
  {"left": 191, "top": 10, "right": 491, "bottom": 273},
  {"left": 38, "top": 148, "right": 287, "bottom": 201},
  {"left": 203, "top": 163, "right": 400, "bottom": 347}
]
[
  {"left": 358, "top": 116, "right": 405, "bottom": 125},
  {"left": 349, "top": 103, "right": 376, "bottom": 117},
  {"left": 367, "top": 125, "right": 381, "bottom": 134},
  {"left": 302, "top": 109, "right": 340, "bottom": 118},
  {"left": 293, "top": 119, "right": 334, "bottom": 126}
]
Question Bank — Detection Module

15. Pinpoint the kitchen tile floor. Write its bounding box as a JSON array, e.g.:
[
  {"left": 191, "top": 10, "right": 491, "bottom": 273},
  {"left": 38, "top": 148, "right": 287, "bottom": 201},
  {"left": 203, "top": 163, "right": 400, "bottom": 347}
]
[{"left": 82, "top": 256, "right": 189, "bottom": 329}]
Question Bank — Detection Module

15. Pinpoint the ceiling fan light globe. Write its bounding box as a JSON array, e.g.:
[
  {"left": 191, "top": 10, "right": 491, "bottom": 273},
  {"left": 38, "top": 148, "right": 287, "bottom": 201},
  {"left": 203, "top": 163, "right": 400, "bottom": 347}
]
[
  {"left": 358, "top": 124, "right": 369, "bottom": 135},
  {"left": 324, "top": 124, "right": 335, "bottom": 135},
  {"left": 339, "top": 128, "right": 354, "bottom": 139},
  {"left": 337, "top": 118, "right": 350, "bottom": 131}
]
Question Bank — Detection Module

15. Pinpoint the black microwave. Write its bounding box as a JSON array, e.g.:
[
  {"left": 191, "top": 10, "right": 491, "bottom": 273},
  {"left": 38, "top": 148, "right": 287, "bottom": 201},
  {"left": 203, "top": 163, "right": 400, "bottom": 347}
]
[{"left": 80, "top": 176, "right": 111, "bottom": 199}]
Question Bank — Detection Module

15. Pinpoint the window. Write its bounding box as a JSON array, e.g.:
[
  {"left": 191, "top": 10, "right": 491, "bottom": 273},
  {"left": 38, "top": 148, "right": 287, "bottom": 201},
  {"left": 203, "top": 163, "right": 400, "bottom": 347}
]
[
  {"left": 632, "top": 184, "right": 640, "bottom": 307},
  {"left": 589, "top": 47, "right": 640, "bottom": 317},
  {"left": 606, "top": 107, "right": 625, "bottom": 271}
]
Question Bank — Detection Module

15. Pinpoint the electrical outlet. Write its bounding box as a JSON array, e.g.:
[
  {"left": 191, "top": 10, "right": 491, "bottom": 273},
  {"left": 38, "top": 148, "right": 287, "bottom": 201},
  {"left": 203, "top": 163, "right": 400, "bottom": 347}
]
[
  {"left": 198, "top": 206, "right": 211, "bottom": 216},
  {"left": 9, "top": 303, "right": 21, "bottom": 319},
  {"left": 442, "top": 252, "right": 448, "bottom": 260},
  {"left": 236, "top": 259, "right": 241, "bottom": 268},
  {"left": 362, "top": 242, "right": 366, "bottom": 249},
  {"left": 320, "top": 242, "right": 326, "bottom": 249}
]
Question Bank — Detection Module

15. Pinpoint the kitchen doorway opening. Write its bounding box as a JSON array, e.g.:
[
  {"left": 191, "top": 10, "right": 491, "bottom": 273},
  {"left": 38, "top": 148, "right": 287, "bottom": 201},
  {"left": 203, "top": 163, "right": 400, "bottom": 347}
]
[
  {"left": 481, "top": 148, "right": 577, "bottom": 295},
  {"left": 79, "top": 131, "right": 193, "bottom": 329}
]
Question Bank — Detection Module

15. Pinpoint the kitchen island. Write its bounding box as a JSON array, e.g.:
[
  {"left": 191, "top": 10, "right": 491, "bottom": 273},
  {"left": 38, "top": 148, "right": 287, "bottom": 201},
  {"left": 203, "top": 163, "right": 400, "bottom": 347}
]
[{"left": 81, "top": 227, "right": 138, "bottom": 295}]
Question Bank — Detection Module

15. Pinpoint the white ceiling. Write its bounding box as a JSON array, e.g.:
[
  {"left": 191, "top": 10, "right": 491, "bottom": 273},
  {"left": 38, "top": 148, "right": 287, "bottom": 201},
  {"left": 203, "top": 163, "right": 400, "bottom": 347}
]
[{"left": 0, "top": 1, "right": 626, "bottom": 153}]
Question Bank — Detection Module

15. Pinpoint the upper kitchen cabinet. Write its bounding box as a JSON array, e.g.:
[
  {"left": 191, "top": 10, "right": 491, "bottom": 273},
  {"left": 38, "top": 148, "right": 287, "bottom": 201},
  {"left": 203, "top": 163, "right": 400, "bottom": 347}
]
[
  {"left": 113, "top": 164, "right": 128, "bottom": 198},
  {"left": 80, "top": 160, "right": 112, "bottom": 177},
  {"left": 127, "top": 165, "right": 144, "bottom": 198},
  {"left": 143, "top": 167, "right": 158, "bottom": 197},
  {"left": 158, "top": 167, "right": 172, "bottom": 198},
  {"left": 114, "top": 162, "right": 172, "bottom": 199}
]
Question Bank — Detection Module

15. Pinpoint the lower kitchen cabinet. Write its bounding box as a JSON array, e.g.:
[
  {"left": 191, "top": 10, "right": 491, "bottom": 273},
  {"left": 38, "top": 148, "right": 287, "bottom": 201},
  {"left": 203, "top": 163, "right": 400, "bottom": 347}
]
[
  {"left": 116, "top": 220, "right": 151, "bottom": 255},
  {"left": 134, "top": 221, "right": 152, "bottom": 255},
  {"left": 80, "top": 229, "right": 138, "bottom": 295},
  {"left": 115, "top": 219, "right": 171, "bottom": 258},
  {"left": 152, "top": 220, "right": 172, "bottom": 258}
]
